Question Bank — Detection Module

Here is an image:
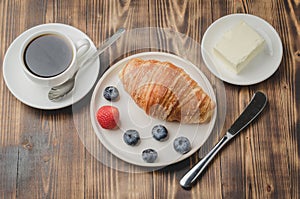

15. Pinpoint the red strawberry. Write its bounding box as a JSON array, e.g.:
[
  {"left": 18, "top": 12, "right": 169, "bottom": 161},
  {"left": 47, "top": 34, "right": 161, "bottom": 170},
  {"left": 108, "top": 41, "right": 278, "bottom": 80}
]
[{"left": 96, "top": 106, "right": 119, "bottom": 129}]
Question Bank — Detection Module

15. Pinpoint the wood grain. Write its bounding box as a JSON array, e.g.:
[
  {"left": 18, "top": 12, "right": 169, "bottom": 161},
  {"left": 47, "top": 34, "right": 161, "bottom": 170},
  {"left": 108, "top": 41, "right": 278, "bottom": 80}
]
[{"left": 0, "top": 0, "right": 299, "bottom": 198}]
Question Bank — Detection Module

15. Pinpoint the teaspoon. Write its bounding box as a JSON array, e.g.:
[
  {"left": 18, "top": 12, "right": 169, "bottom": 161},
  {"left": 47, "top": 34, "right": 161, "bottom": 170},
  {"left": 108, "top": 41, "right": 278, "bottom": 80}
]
[{"left": 48, "top": 28, "right": 125, "bottom": 101}]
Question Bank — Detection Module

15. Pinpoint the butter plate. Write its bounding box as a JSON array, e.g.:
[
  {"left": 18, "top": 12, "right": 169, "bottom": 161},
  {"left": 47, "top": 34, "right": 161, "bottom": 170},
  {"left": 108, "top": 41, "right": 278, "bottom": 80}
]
[{"left": 201, "top": 14, "right": 283, "bottom": 85}]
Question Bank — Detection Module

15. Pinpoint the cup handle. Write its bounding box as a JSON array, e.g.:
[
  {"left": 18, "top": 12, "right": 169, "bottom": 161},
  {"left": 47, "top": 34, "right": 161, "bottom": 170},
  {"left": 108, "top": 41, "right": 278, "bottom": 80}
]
[{"left": 75, "top": 38, "right": 91, "bottom": 65}]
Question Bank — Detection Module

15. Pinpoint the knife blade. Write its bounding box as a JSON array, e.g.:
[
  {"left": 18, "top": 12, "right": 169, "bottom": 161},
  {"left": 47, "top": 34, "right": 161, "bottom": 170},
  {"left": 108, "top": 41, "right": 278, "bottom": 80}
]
[{"left": 180, "top": 91, "right": 267, "bottom": 188}]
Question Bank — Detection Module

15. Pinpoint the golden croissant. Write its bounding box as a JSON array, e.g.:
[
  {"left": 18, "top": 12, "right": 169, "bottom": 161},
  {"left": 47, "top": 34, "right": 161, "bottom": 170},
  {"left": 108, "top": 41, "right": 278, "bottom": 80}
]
[{"left": 119, "top": 58, "right": 215, "bottom": 123}]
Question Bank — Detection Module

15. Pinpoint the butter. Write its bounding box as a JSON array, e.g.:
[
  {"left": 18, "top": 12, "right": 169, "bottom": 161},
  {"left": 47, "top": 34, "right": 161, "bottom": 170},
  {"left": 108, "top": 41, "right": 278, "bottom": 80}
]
[{"left": 214, "top": 21, "right": 265, "bottom": 74}]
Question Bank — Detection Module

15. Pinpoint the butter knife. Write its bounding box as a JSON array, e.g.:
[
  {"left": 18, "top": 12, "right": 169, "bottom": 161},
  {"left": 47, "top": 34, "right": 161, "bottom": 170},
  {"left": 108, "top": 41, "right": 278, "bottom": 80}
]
[{"left": 180, "top": 91, "right": 267, "bottom": 188}]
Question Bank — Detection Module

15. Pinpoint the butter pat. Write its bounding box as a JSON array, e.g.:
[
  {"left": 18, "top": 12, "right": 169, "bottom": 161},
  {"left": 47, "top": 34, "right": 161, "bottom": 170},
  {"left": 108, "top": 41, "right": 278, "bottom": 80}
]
[{"left": 214, "top": 21, "right": 265, "bottom": 73}]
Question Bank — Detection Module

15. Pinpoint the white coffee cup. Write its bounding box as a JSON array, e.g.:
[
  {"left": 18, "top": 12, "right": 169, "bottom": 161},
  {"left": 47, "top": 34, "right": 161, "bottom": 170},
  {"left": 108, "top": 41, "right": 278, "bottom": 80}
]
[{"left": 20, "top": 30, "right": 91, "bottom": 87}]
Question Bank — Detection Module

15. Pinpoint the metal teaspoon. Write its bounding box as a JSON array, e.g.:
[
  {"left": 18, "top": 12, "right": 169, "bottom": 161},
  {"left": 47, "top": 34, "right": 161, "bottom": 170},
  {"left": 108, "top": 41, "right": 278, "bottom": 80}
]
[{"left": 48, "top": 28, "right": 125, "bottom": 101}]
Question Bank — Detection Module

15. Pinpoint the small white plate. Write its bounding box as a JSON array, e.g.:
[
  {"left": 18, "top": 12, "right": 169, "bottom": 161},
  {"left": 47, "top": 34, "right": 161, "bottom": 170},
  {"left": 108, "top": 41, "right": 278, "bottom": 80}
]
[
  {"left": 90, "top": 52, "right": 217, "bottom": 167},
  {"left": 201, "top": 14, "right": 283, "bottom": 85},
  {"left": 3, "top": 23, "right": 99, "bottom": 110}
]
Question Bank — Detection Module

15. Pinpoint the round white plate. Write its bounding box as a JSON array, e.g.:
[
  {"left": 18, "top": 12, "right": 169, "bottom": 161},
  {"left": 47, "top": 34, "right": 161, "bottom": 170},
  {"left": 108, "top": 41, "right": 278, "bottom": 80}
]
[
  {"left": 3, "top": 23, "right": 99, "bottom": 110},
  {"left": 201, "top": 14, "right": 283, "bottom": 85},
  {"left": 90, "top": 52, "right": 217, "bottom": 167}
]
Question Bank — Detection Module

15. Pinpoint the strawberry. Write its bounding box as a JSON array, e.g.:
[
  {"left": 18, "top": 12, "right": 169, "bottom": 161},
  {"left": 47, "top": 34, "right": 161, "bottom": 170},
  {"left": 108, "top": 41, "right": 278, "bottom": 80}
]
[{"left": 96, "top": 106, "right": 119, "bottom": 129}]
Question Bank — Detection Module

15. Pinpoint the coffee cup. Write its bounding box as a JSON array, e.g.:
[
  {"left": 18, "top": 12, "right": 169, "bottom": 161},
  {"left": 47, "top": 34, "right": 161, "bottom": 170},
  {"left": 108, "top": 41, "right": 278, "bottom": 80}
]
[{"left": 20, "top": 30, "right": 91, "bottom": 87}]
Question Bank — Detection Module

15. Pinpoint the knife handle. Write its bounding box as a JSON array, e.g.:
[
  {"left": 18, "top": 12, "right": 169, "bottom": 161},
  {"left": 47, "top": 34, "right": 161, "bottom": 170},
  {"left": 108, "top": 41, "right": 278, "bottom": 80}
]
[{"left": 179, "top": 132, "right": 233, "bottom": 188}]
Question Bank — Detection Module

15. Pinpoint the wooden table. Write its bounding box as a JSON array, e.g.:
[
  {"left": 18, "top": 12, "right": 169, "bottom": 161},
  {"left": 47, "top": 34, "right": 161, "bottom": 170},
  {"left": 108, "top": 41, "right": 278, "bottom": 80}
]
[{"left": 0, "top": 0, "right": 299, "bottom": 198}]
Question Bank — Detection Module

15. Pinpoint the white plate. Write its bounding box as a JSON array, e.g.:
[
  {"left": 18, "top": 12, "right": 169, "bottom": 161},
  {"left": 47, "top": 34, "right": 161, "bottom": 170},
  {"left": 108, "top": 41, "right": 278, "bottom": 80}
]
[
  {"left": 3, "top": 23, "right": 99, "bottom": 110},
  {"left": 201, "top": 14, "right": 283, "bottom": 85},
  {"left": 90, "top": 52, "right": 217, "bottom": 167}
]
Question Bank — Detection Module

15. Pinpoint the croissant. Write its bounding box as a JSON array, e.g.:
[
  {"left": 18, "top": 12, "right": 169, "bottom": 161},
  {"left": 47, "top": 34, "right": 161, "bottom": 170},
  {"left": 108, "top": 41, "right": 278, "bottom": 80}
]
[{"left": 119, "top": 58, "right": 215, "bottom": 123}]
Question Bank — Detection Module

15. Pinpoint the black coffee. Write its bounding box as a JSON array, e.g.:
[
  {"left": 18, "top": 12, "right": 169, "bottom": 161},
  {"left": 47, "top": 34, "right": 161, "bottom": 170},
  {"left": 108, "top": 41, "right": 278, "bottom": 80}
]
[{"left": 24, "top": 34, "right": 73, "bottom": 77}]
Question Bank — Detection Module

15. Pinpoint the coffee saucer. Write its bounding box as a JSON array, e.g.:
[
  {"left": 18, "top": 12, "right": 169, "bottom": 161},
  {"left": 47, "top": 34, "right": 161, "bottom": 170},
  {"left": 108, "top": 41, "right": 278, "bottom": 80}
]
[{"left": 3, "top": 23, "right": 100, "bottom": 110}]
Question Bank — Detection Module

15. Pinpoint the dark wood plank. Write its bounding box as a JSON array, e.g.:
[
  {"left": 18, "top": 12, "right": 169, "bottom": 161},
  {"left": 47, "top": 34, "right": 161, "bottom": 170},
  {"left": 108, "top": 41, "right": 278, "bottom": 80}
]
[{"left": 0, "top": 0, "right": 25, "bottom": 198}]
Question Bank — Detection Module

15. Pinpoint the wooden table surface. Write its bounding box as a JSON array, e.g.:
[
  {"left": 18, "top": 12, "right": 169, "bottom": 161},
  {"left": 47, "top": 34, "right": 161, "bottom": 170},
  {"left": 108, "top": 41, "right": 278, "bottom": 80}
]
[{"left": 0, "top": 0, "right": 299, "bottom": 198}]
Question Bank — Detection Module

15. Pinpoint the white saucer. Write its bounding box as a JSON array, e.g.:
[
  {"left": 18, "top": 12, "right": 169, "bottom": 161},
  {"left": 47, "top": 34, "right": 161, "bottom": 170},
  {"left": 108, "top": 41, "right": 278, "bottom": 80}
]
[
  {"left": 3, "top": 23, "right": 99, "bottom": 110},
  {"left": 201, "top": 14, "right": 283, "bottom": 85},
  {"left": 90, "top": 52, "right": 217, "bottom": 167}
]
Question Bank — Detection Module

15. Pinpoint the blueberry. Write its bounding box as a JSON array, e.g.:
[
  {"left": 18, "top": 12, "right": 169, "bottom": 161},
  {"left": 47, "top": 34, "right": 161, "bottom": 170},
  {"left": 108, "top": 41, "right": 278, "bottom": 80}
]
[
  {"left": 123, "top": 130, "right": 140, "bottom": 146},
  {"left": 152, "top": 125, "right": 168, "bottom": 141},
  {"left": 142, "top": 149, "right": 158, "bottom": 163},
  {"left": 173, "top": 137, "right": 191, "bottom": 154},
  {"left": 103, "top": 86, "right": 119, "bottom": 101}
]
